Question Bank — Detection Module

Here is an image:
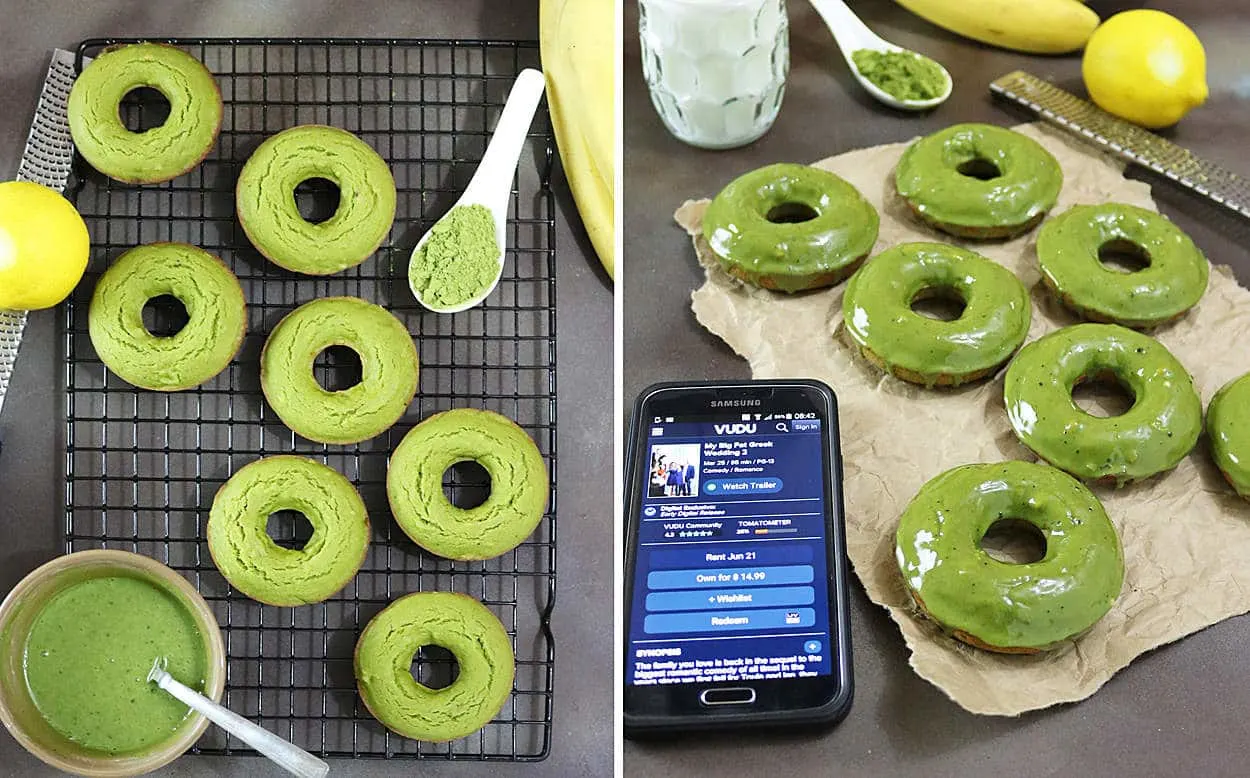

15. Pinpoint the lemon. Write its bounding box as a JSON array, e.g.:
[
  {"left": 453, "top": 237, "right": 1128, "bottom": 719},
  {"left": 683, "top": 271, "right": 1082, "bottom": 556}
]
[
  {"left": 1082, "top": 10, "right": 1208, "bottom": 130},
  {"left": 0, "top": 181, "right": 90, "bottom": 310}
]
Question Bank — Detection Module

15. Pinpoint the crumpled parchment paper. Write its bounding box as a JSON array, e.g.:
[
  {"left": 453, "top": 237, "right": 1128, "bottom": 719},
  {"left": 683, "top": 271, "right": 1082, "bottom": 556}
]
[{"left": 675, "top": 122, "right": 1250, "bottom": 716}]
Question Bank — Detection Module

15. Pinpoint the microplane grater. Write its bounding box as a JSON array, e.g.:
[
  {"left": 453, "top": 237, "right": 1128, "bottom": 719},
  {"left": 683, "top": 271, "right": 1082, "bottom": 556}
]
[
  {"left": 990, "top": 70, "right": 1250, "bottom": 222},
  {"left": 0, "top": 49, "right": 78, "bottom": 419}
]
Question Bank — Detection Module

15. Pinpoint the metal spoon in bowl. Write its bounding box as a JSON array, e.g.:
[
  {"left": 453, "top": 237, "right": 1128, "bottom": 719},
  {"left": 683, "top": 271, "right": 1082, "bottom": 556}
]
[
  {"left": 409, "top": 68, "right": 547, "bottom": 314},
  {"left": 809, "top": 0, "right": 952, "bottom": 111},
  {"left": 148, "top": 657, "right": 329, "bottom": 778}
]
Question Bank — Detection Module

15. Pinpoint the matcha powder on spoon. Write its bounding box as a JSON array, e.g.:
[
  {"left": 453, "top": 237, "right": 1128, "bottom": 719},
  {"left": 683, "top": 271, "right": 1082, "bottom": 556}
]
[
  {"left": 851, "top": 49, "right": 947, "bottom": 102},
  {"left": 409, "top": 204, "right": 501, "bottom": 309}
]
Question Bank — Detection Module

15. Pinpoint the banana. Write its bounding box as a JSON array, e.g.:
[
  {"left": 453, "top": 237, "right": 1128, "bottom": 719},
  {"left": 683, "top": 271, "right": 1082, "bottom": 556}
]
[
  {"left": 540, "top": 0, "right": 616, "bottom": 280},
  {"left": 894, "top": 0, "right": 1099, "bottom": 55}
]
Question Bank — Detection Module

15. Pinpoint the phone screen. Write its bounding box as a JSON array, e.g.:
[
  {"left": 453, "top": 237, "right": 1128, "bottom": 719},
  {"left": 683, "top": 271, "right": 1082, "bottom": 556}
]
[{"left": 626, "top": 408, "right": 833, "bottom": 688}]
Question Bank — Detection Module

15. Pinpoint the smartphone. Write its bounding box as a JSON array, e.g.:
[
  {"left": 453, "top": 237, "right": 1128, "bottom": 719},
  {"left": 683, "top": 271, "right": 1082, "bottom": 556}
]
[{"left": 623, "top": 379, "right": 853, "bottom": 736}]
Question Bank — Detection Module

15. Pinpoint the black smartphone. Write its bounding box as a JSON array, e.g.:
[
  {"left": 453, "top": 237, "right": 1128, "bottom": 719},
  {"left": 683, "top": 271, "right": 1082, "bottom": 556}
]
[{"left": 623, "top": 379, "right": 853, "bottom": 737}]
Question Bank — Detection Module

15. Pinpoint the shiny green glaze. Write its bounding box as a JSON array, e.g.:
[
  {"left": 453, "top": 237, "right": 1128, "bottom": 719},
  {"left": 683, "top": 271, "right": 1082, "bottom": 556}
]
[
  {"left": 1004, "top": 323, "right": 1202, "bottom": 485},
  {"left": 703, "top": 163, "right": 879, "bottom": 293},
  {"left": 895, "top": 123, "right": 1062, "bottom": 232},
  {"left": 843, "top": 242, "right": 1030, "bottom": 387},
  {"left": 1207, "top": 371, "right": 1250, "bottom": 499},
  {"left": 23, "top": 576, "right": 207, "bottom": 754},
  {"left": 1037, "top": 204, "right": 1208, "bottom": 328},
  {"left": 896, "top": 461, "right": 1124, "bottom": 651}
]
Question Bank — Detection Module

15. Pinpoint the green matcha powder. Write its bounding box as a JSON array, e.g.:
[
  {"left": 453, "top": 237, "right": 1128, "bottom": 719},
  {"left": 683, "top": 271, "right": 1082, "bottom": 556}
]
[
  {"left": 851, "top": 49, "right": 947, "bottom": 102},
  {"left": 409, "top": 204, "right": 500, "bottom": 308}
]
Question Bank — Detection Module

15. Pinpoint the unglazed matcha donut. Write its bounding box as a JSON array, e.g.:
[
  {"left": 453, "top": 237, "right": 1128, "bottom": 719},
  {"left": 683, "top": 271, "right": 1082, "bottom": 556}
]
[
  {"left": 236, "top": 125, "right": 396, "bottom": 275},
  {"left": 68, "top": 43, "right": 222, "bottom": 184},
  {"left": 1004, "top": 323, "right": 1202, "bottom": 485},
  {"left": 842, "top": 242, "right": 1030, "bottom": 387},
  {"left": 261, "top": 297, "right": 418, "bottom": 445},
  {"left": 355, "top": 592, "right": 514, "bottom": 742},
  {"left": 895, "top": 123, "right": 1062, "bottom": 239},
  {"left": 1207, "top": 371, "right": 1250, "bottom": 499},
  {"left": 387, "top": 409, "right": 548, "bottom": 560},
  {"left": 702, "top": 163, "right": 879, "bottom": 292},
  {"left": 207, "top": 456, "right": 370, "bottom": 606},
  {"left": 88, "top": 242, "right": 246, "bottom": 391},
  {"left": 896, "top": 461, "right": 1124, "bottom": 653},
  {"left": 1036, "top": 203, "right": 1209, "bottom": 328}
]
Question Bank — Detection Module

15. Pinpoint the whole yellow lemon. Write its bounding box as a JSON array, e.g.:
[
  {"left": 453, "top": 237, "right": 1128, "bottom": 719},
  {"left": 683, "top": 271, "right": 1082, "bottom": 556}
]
[
  {"left": 0, "top": 181, "right": 90, "bottom": 310},
  {"left": 1083, "top": 10, "right": 1208, "bottom": 129}
]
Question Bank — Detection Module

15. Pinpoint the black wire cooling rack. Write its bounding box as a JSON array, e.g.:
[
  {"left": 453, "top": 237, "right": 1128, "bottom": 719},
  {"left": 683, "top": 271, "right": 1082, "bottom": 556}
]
[{"left": 61, "top": 38, "right": 557, "bottom": 761}]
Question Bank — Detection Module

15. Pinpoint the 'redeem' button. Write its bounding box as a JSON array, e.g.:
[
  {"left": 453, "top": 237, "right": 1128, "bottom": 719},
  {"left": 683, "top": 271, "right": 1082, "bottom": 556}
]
[{"left": 700, "top": 687, "right": 756, "bottom": 706}]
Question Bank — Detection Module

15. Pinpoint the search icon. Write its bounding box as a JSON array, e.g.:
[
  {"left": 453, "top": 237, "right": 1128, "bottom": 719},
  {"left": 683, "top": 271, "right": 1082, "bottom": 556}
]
[{"left": 775, "top": 421, "right": 789, "bottom": 433}]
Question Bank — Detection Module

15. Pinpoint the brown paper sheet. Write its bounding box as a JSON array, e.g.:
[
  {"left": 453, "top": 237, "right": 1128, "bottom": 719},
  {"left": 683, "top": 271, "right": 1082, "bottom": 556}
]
[{"left": 675, "top": 122, "right": 1250, "bottom": 716}]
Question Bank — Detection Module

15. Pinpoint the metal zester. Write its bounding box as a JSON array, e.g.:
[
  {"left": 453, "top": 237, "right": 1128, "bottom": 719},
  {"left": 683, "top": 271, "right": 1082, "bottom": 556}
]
[
  {"left": 990, "top": 70, "right": 1250, "bottom": 222},
  {"left": 0, "top": 49, "right": 78, "bottom": 419}
]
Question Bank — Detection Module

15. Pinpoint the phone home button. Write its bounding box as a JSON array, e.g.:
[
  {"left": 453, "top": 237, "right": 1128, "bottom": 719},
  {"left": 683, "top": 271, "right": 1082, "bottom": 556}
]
[{"left": 699, "top": 687, "right": 756, "bottom": 706}]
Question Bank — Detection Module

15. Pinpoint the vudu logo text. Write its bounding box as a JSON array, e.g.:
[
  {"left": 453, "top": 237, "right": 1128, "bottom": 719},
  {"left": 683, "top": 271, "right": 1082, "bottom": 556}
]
[{"left": 712, "top": 423, "right": 756, "bottom": 435}]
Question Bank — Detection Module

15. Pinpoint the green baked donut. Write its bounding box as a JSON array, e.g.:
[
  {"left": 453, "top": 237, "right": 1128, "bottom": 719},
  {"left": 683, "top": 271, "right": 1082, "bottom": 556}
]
[
  {"left": 355, "top": 592, "right": 514, "bottom": 742},
  {"left": 88, "top": 242, "right": 246, "bottom": 391},
  {"left": 387, "top": 409, "right": 548, "bottom": 560},
  {"left": 68, "top": 43, "right": 222, "bottom": 184},
  {"left": 842, "top": 242, "right": 1030, "bottom": 387},
  {"left": 895, "top": 123, "right": 1062, "bottom": 239},
  {"left": 207, "top": 456, "right": 370, "bottom": 606},
  {"left": 702, "top": 163, "right": 879, "bottom": 293},
  {"left": 1004, "top": 323, "right": 1202, "bottom": 485},
  {"left": 1207, "top": 371, "right": 1250, "bottom": 500},
  {"left": 1036, "top": 203, "right": 1209, "bottom": 328},
  {"left": 236, "top": 125, "right": 396, "bottom": 275},
  {"left": 896, "top": 461, "right": 1124, "bottom": 653},
  {"left": 261, "top": 297, "right": 419, "bottom": 445}
]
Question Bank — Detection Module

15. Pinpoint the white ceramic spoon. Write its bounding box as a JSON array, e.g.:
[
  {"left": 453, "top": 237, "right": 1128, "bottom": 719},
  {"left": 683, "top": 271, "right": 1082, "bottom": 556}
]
[
  {"left": 148, "top": 658, "right": 329, "bottom": 778},
  {"left": 809, "top": 0, "right": 952, "bottom": 111},
  {"left": 409, "top": 68, "right": 547, "bottom": 313}
]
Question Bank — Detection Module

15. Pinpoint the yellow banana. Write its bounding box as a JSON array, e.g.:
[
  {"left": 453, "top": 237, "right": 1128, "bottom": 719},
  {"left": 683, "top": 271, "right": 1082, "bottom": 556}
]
[
  {"left": 540, "top": 0, "right": 616, "bottom": 280},
  {"left": 894, "top": 0, "right": 1099, "bottom": 55}
]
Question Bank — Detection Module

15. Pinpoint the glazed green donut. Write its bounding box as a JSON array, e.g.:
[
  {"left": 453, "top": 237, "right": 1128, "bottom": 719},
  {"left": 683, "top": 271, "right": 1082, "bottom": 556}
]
[
  {"left": 388, "top": 409, "right": 548, "bottom": 560},
  {"left": 895, "top": 123, "right": 1063, "bottom": 239},
  {"left": 702, "top": 163, "right": 879, "bottom": 293},
  {"left": 236, "top": 125, "right": 396, "bottom": 275},
  {"left": 1207, "top": 372, "right": 1250, "bottom": 499},
  {"left": 896, "top": 461, "right": 1124, "bottom": 653},
  {"left": 842, "top": 242, "right": 1030, "bottom": 387},
  {"left": 1036, "top": 203, "right": 1209, "bottom": 328},
  {"left": 355, "top": 592, "right": 514, "bottom": 742},
  {"left": 1004, "top": 323, "right": 1202, "bottom": 485},
  {"left": 261, "top": 297, "right": 419, "bottom": 445},
  {"left": 88, "top": 243, "right": 246, "bottom": 391},
  {"left": 68, "top": 43, "right": 222, "bottom": 184},
  {"left": 207, "top": 456, "right": 370, "bottom": 606}
]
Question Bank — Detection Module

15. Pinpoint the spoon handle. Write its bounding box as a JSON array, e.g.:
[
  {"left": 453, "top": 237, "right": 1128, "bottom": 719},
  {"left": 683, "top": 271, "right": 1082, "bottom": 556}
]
[
  {"left": 154, "top": 673, "right": 329, "bottom": 778},
  {"left": 808, "top": 0, "right": 889, "bottom": 57},
  {"left": 462, "top": 67, "right": 547, "bottom": 214}
]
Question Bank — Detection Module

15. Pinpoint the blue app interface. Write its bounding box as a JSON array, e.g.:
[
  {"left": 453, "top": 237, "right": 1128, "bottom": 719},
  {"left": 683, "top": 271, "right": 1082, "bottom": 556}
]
[{"left": 627, "top": 413, "right": 832, "bottom": 686}]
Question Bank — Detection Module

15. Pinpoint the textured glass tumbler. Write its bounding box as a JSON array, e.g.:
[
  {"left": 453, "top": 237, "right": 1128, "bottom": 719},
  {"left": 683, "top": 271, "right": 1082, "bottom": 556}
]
[{"left": 639, "top": 0, "right": 790, "bottom": 150}]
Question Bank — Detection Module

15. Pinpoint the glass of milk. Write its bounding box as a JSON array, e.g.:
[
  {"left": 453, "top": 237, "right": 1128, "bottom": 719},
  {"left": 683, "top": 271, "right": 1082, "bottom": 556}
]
[{"left": 639, "top": 0, "right": 790, "bottom": 150}]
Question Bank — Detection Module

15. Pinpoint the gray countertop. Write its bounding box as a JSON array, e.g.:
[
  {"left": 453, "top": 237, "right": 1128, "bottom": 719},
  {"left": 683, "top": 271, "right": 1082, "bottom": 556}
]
[
  {"left": 0, "top": 2, "right": 613, "bottom": 776},
  {"left": 624, "top": 1, "right": 1250, "bottom": 775}
]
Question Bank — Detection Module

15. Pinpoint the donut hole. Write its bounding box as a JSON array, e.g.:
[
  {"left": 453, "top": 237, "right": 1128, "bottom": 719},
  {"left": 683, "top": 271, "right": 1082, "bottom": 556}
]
[
  {"left": 119, "top": 87, "right": 171, "bottom": 133},
  {"left": 266, "top": 509, "right": 314, "bottom": 551},
  {"left": 1072, "top": 371, "right": 1136, "bottom": 418},
  {"left": 1097, "top": 239, "right": 1152, "bottom": 274},
  {"left": 956, "top": 157, "right": 1002, "bottom": 181},
  {"left": 141, "top": 294, "right": 190, "bottom": 338},
  {"left": 980, "top": 518, "right": 1047, "bottom": 564},
  {"left": 765, "top": 202, "right": 819, "bottom": 224},
  {"left": 910, "top": 286, "right": 967, "bottom": 322},
  {"left": 294, "top": 177, "right": 342, "bottom": 224},
  {"left": 410, "top": 645, "right": 460, "bottom": 690},
  {"left": 443, "top": 460, "right": 491, "bottom": 510},
  {"left": 313, "top": 345, "right": 363, "bottom": 392}
]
